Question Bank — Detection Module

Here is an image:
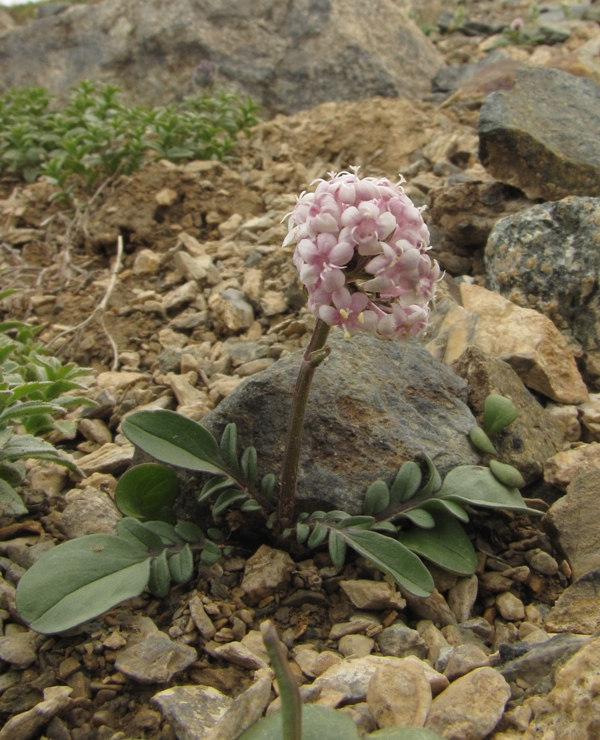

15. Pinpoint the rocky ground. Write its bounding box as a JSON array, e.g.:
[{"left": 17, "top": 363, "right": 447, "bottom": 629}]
[{"left": 1, "top": 1, "right": 600, "bottom": 739}]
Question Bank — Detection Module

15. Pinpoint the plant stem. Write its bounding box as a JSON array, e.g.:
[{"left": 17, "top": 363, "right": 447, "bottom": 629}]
[{"left": 278, "top": 318, "right": 331, "bottom": 530}]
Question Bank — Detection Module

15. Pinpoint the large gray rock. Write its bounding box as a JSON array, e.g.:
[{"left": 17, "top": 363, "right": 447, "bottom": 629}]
[
  {"left": 0, "top": 0, "right": 442, "bottom": 115},
  {"left": 485, "top": 197, "right": 600, "bottom": 386},
  {"left": 478, "top": 66, "right": 600, "bottom": 200},
  {"left": 201, "top": 332, "right": 479, "bottom": 516}
]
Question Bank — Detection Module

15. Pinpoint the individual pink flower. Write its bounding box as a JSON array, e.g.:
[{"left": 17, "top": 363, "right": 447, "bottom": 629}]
[{"left": 284, "top": 168, "right": 440, "bottom": 340}]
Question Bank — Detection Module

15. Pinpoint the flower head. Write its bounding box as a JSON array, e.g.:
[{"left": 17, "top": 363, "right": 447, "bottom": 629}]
[{"left": 284, "top": 168, "right": 440, "bottom": 339}]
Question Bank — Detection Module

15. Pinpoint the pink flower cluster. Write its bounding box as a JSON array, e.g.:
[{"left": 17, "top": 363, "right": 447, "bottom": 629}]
[{"left": 283, "top": 169, "right": 440, "bottom": 339}]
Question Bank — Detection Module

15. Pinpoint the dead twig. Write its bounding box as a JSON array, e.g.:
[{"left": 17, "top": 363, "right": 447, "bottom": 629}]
[{"left": 46, "top": 235, "right": 124, "bottom": 371}]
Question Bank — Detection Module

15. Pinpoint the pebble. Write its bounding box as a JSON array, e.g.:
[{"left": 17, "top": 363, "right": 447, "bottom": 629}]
[
  {"left": 339, "top": 579, "right": 404, "bottom": 610},
  {"left": 115, "top": 632, "right": 197, "bottom": 684},
  {"left": 239, "top": 545, "right": 295, "bottom": 606},
  {"left": 0, "top": 631, "right": 40, "bottom": 669},
  {"left": 152, "top": 685, "right": 232, "bottom": 740},
  {"left": 496, "top": 592, "right": 526, "bottom": 621},
  {"left": 424, "top": 666, "right": 511, "bottom": 740},
  {"left": 375, "top": 622, "right": 428, "bottom": 659},
  {"left": 337, "top": 634, "right": 375, "bottom": 658},
  {"left": 367, "top": 659, "right": 432, "bottom": 729},
  {"left": 545, "top": 568, "right": 600, "bottom": 634}
]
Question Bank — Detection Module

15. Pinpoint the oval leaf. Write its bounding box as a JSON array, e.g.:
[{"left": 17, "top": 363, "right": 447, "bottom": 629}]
[
  {"left": 364, "top": 480, "right": 390, "bottom": 516},
  {"left": 296, "top": 521, "right": 310, "bottom": 544},
  {"left": 398, "top": 508, "right": 435, "bottom": 529},
  {"left": 148, "top": 549, "right": 171, "bottom": 597},
  {"left": 483, "top": 394, "right": 519, "bottom": 435},
  {"left": 398, "top": 511, "right": 477, "bottom": 576},
  {"left": 241, "top": 445, "right": 258, "bottom": 485},
  {"left": 220, "top": 423, "right": 240, "bottom": 474},
  {"left": 122, "top": 409, "right": 225, "bottom": 475},
  {"left": 174, "top": 521, "right": 205, "bottom": 543},
  {"left": 307, "top": 521, "right": 328, "bottom": 549},
  {"left": 419, "top": 455, "right": 442, "bottom": 496},
  {"left": 168, "top": 543, "right": 194, "bottom": 584},
  {"left": 421, "top": 498, "right": 469, "bottom": 523},
  {"left": 16, "top": 535, "right": 151, "bottom": 634},
  {"left": 469, "top": 426, "right": 498, "bottom": 456},
  {"left": 117, "top": 517, "right": 166, "bottom": 552},
  {"left": 439, "top": 465, "right": 541, "bottom": 514},
  {"left": 212, "top": 489, "right": 247, "bottom": 516},
  {"left": 328, "top": 529, "right": 347, "bottom": 568},
  {"left": 240, "top": 704, "right": 361, "bottom": 740},
  {"left": 390, "top": 461, "right": 422, "bottom": 503},
  {"left": 489, "top": 459, "right": 525, "bottom": 488},
  {"left": 340, "top": 528, "right": 434, "bottom": 597},
  {"left": 115, "top": 463, "right": 179, "bottom": 521}
]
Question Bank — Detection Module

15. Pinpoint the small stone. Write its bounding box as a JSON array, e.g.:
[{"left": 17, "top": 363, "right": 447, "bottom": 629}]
[
  {"left": 163, "top": 281, "right": 199, "bottom": 311},
  {"left": 56, "top": 485, "right": 122, "bottom": 537},
  {"left": 76, "top": 444, "right": 135, "bottom": 477},
  {"left": 133, "top": 249, "right": 160, "bottom": 275},
  {"left": 444, "top": 644, "right": 490, "bottom": 680},
  {"left": 189, "top": 595, "right": 216, "bottom": 640},
  {"left": 234, "top": 358, "right": 275, "bottom": 377},
  {"left": 338, "top": 634, "right": 374, "bottom": 658},
  {"left": 0, "top": 686, "right": 72, "bottom": 740},
  {"left": 447, "top": 575, "right": 478, "bottom": 623},
  {"left": 152, "top": 685, "right": 232, "bottom": 740},
  {"left": 115, "top": 632, "right": 197, "bottom": 684},
  {"left": 375, "top": 622, "right": 428, "bottom": 659},
  {"left": 201, "top": 673, "right": 272, "bottom": 740},
  {"left": 240, "top": 545, "right": 295, "bottom": 606},
  {"left": 174, "top": 251, "right": 220, "bottom": 284},
  {"left": 209, "top": 289, "right": 254, "bottom": 332},
  {"left": 78, "top": 418, "right": 112, "bottom": 445},
  {"left": 545, "top": 568, "right": 600, "bottom": 634},
  {"left": 210, "top": 642, "right": 269, "bottom": 670},
  {"left": 329, "top": 617, "right": 379, "bottom": 640},
  {"left": 425, "top": 666, "right": 511, "bottom": 739},
  {"left": 0, "top": 631, "right": 40, "bottom": 669},
  {"left": 102, "top": 631, "right": 127, "bottom": 651},
  {"left": 155, "top": 187, "right": 178, "bottom": 206},
  {"left": 544, "top": 443, "right": 600, "bottom": 490},
  {"left": 312, "top": 651, "right": 343, "bottom": 676},
  {"left": 340, "top": 579, "right": 404, "bottom": 610},
  {"left": 367, "top": 659, "right": 432, "bottom": 729},
  {"left": 260, "top": 291, "right": 288, "bottom": 316},
  {"left": 524, "top": 549, "right": 559, "bottom": 576},
  {"left": 496, "top": 592, "right": 526, "bottom": 621}
]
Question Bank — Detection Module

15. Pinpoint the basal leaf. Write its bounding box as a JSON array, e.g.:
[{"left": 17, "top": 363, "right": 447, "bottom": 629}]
[
  {"left": 439, "top": 465, "right": 542, "bottom": 514},
  {"left": 201, "top": 539, "right": 221, "bottom": 564},
  {"left": 240, "top": 704, "right": 361, "bottom": 740},
  {"left": 198, "top": 475, "right": 237, "bottom": 504},
  {"left": 469, "top": 426, "right": 497, "bottom": 456},
  {"left": 168, "top": 543, "right": 194, "bottom": 584},
  {"left": 390, "top": 461, "right": 422, "bottom": 503},
  {"left": 220, "top": 423, "right": 240, "bottom": 474},
  {"left": 16, "top": 535, "right": 151, "bottom": 634},
  {"left": 296, "top": 521, "right": 310, "bottom": 544},
  {"left": 212, "top": 489, "right": 247, "bottom": 516},
  {"left": 115, "top": 463, "right": 179, "bottom": 521},
  {"left": 142, "top": 520, "right": 184, "bottom": 545},
  {"left": 307, "top": 521, "right": 328, "bottom": 549},
  {"left": 421, "top": 498, "right": 469, "bottom": 523},
  {"left": 240, "top": 445, "right": 258, "bottom": 485},
  {"left": 174, "top": 521, "right": 205, "bottom": 543},
  {"left": 419, "top": 454, "right": 442, "bottom": 496},
  {"left": 121, "top": 409, "right": 225, "bottom": 475},
  {"left": 489, "top": 459, "right": 525, "bottom": 488},
  {"left": 148, "top": 549, "right": 171, "bottom": 597},
  {"left": 340, "top": 528, "right": 434, "bottom": 597},
  {"left": 398, "top": 511, "right": 477, "bottom": 575},
  {"left": 0, "top": 478, "right": 27, "bottom": 516},
  {"left": 117, "top": 517, "right": 166, "bottom": 552}
]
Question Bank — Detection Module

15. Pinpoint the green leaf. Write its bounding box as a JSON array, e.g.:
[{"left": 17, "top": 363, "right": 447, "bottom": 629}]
[
  {"left": 419, "top": 455, "right": 442, "bottom": 496},
  {"left": 340, "top": 528, "right": 434, "bottom": 597},
  {"left": 168, "top": 543, "right": 194, "bottom": 584},
  {"left": 117, "top": 517, "right": 166, "bottom": 552},
  {"left": 174, "top": 521, "right": 205, "bottom": 543},
  {"left": 115, "top": 464, "right": 179, "bottom": 521},
  {"left": 390, "top": 461, "right": 422, "bottom": 503},
  {"left": 398, "top": 511, "right": 477, "bottom": 575},
  {"left": 296, "top": 521, "right": 310, "bottom": 544},
  {"left": 261, "top": 473, "right": 277, "bottom": 500},
  {"left": 212, "top": 489, "right": 247, "bottom": 516},
  {"left": 240, "top": 704, "right": 361, "bottom": 740},
  {"left": 421, "top": 498, "right": 469, "bottom": 523},
  {"left": 0, "top": 433, "right": 80, "bottom": 474},
  {"left": 201, "top": 539, "right": 221, "bottom": 564},
  {"left": 483, "top": 394, "right": 519, "bottom": 435},
  {"left": 398, "top": 508, "right": 436, "bottom": 529},
  {"left": 364, "top": 480, "right": 390, "bottom": 516},
  {"left": 439, "top": 465, "right": 541, "bottom": 514},
  {"left": 220, "top": 423, "right": 240, "bottom": 475},
  {"left": 372, "top": 521, "right": 398, "bottom": 533},
  {"left": 143, "top": 520, "right": 185, "bottom": 545},
  {"left": 240, "top": 500, "right": 263, "bottom": 513},
  {"left": 0, "top": 478, "right": 27, "bottom": 516},
  {"left": 469, "top": 426, "right": 498, "bottom": 456},
  {"left": 0, "top": 460, "right": 26, "bottom": 487},
  {"left": 328, "top": 530, "right": 347, "bottom": 568},
  {"left": 307, "top": 521, "right": 328, "bottom": 549},
  {"left": 16, "top": 534, "right": 151, "bottom": 634},
  {"left": 241, "top": 445, "right": 258, "bottom": 485},
  {"left": 198, "top": 475, "right": 237, "bottom": 504},
  {"left": 121, "top": 409, "right": 226, "bottom": 475},
  {"left": 148, "top": 549, "right": 171, "bottom": 597},
  {"left": 489, "top": 459, "right": 525, "bottom": 488},
  {"left": 340, "top": 515, "right": 376, "bottom": 528}
]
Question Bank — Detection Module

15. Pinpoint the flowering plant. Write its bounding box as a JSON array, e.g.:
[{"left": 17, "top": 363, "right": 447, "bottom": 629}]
[{"left": 284, "top": 168, "right": 440, "bottom": 339}]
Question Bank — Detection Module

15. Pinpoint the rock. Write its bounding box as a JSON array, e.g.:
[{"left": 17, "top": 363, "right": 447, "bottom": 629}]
[
  {"left": 447, "top": 575, "right": 478, "bottom": 623},
  {"left": 54, "top": 485, "right": 122, "bottom": 538},
  {"left": 209, "top": 642, "right": 269, "bottom": 670},
  {"left": 76, "top": 442, "right": 135, "bottom": 476},
  {"left": 0, "top": 0, "right": 442, "bottom": 115},
  {"left": 189, "top": 595, "right": 216, "bottom": 640},
  {"left": 401, "top": 588, "right": 458, "bottom": 627},
  {"left": 485, "top": 197, "right": 600, "bottom": 386},
  {"left": 503, "top": 635, "right": 600, "bottom": 738},
  {"left": 429, "top": 283, "right": 588, "bottom": 404},
  {"left": 375, "top": 623, "right": 428, "bottom": 660},
  {"left": 132, "top": 248, "right": 160, "bottom": 275},
  {"left": 0, "top": 631, "right": 41, "bottom": 669},
  {"left": 201, "top": 332, "right": 479, "bottom": 516},
  {"left": 338, "top": 634, "right": 375, "bottom": 658},
  {"left": 425, "top": 666, "right": 511, "bottom": 740},
  {"left": 543, "top": 469, "right": 600, "bottom": 579},
  {"left": 543, "top": 443, "right": 600, "bottom": 490},
  {"left": 200, "top": 673, "right": 273, "bottom": 740},
  {"left": 239, "top": 545, "right": 295, "bottom": 606},
  {"left": 174, "top": 251, "right": 220, "bottom": 285},
  {"left": 579, "top": 393, "right": 600, "bottom": 441},
  {"left": 339, "top": 580, "right": 404, "bottom": 611},
  {"left": 208, "top": 289, "right": 255, "bottom": 333},
  {"left": 0, "top": 686, "right": 72, "bottom": 740},
  {"left": 449, "top": 345, "right": 565, "bottom": 483},
  {"left": 367, "top": 659, "right": 432, "bottom": 729},
  {"left": 115, "top": 632, "right": 197, "bottom": 684},
  {"left": 545, "top": 567, "right": 600, "bottom": 634},
  {"left": 479, "top": 66, "right": 600, "bottom": 200},
  {"left": 444, "top": 644, "right": 490, "bottom": 680},
  {"left": 162, "top": 281, "right": 199, "bottom": 312},
  {"left": 313, "top": 655, "right": 446, "bottom": 705},
  {"left": 151, "top": 685, "right": 232, "bottom": 740},
  {"left": 495, "top": 592, "right": 526, "bottom": 621}
]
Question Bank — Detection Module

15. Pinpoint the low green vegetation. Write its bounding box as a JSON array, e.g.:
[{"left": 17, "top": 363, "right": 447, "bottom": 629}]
[{"left": 0, "top": 79, "right": 259, "bottom": 198}]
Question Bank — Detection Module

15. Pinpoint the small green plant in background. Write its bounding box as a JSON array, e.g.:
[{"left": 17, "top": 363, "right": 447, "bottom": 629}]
[
  {"left": 0, "top": 288, "right": 93, "bottom": 515},
  {"left": 0, "top": 79, "right": 259, "bottom": 188}
]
